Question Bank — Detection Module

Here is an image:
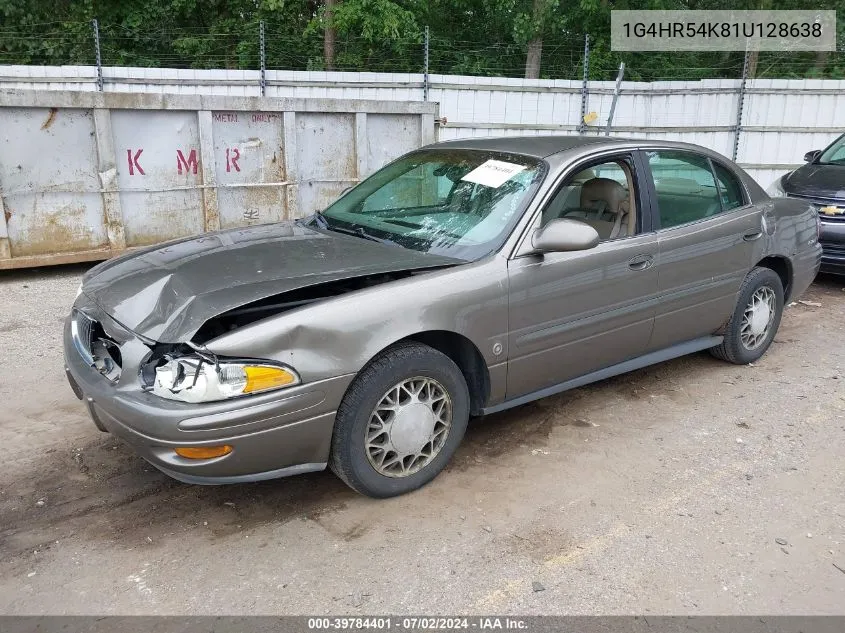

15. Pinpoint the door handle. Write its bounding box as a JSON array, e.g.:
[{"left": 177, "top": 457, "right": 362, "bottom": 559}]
[
  {"left": 627, "top": 254, "right": 654, "bottom": 271},
  {"left": 743, "top": 231, "right": 763, "bottom": 241}
]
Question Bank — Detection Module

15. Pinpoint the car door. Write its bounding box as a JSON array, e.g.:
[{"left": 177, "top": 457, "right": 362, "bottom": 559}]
[
  {"left": 641, "top": 149, "right": 766, "bottom": 352},
  {"left": 505, "top": 153, "right": 659, "bottom": 400}
]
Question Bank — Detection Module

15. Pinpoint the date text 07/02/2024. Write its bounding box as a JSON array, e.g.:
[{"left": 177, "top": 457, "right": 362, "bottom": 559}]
[{"left": 307, "top": 617, "right": 529, "bottom": 630}]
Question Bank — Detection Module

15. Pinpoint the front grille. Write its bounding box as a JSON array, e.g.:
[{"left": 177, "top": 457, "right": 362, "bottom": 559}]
[
  {"left": 821, "top": 243, "right": 845, "bottom": 257},
  {"left": 819, "top": 212, "right": 845, "bottom": 223},
  {"left": 71, "top": 310, "right": 95, "bottom": 366},
  {"left": 788, "top": 194, "right": 845, "bottom": 222},
  {"left": 71, "top": 310, "right": 122, "bottom": 381},
  {"left": 789, "top": 193, "right": 842, "bottom": 206}
]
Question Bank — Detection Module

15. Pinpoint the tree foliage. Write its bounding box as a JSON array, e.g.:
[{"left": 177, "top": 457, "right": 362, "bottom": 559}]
[{"left": 0, "top": 0, "right": 842, "bottom": 79}]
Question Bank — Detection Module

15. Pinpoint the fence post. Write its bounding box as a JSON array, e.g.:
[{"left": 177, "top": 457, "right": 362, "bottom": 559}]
[
  {"left": 423, "top": 25, "right": 430, "bottom": 102},
  {"left": 605, "top": 62, "right": 625, "bottom": 136},
  {"left": 579, "top": 34, "right": 590, "bottom": 135},
  {"left": 733, "top": 46, "right": 751, "bottom": 162},
  {"left": 91, "top": 19, "right": 103, "bottom": 92},
  {"left": 259, "top": 20, "right": 267, "bottom": 97}
]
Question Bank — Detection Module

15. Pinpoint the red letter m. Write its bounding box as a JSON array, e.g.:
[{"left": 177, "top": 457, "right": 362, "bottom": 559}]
[{"left": 176, "top": 149, "right": 198, "bottom": 175}]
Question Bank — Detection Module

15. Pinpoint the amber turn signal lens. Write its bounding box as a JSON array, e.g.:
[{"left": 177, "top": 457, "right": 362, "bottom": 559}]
[
  {"left": 243, "top": 365, "right": 297, "bottom": 393},
  {"left": 174, "top": 445, "right": 233, "bottom": 459}
]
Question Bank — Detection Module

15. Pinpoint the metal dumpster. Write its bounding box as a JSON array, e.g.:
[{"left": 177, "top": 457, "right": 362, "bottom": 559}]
[{"left": 0, "top": 91, "right": 438, "bottom": 269}]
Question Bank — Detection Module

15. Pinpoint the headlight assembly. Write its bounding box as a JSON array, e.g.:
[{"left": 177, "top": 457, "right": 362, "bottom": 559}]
[
  {"left": 766, "top": 176, "right": 786, "bottom": 198},
  {"left": 151, "top": 356, "right": 299, "bottom": 403}
]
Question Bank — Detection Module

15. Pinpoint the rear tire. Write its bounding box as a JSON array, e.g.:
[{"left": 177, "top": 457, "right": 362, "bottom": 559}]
[
  {"left": 710, "top": 266, "right": 784, "bottom": 365},
  {"left": 329, "top": 341, "right": 470, "bottom": 498}
]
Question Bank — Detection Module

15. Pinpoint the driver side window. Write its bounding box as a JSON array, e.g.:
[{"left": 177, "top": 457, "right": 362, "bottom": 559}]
[{"left": 540, "top": 158, "right": 637, "bottom": 242}]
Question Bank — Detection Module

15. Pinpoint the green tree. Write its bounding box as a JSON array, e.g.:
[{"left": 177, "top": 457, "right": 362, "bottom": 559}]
[{"left": 1, "top": 0, "right": 842, "bottom": 79}]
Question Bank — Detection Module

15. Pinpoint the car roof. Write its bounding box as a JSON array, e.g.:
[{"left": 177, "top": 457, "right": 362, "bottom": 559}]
[
  {"left": 428, "top": 135, "right": 712, "bottom": 160},
  {"left": 426, "top": 134, "right": 770, "bottom": 200}
]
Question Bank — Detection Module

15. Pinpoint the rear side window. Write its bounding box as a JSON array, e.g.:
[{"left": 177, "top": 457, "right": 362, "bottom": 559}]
[
  {"left": 648, "top": 151, "right": 722, "bottom": 229},
  {"left": 712, "top": 162, "right": 746, "bottom": 211}
]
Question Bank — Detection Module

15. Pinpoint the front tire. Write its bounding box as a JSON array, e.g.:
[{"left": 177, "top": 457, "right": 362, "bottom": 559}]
[
  {"left": 329, "top": 341, "right": 470, "bottom": 498},
  {"left": 710, "top": 266, "right": 784, "bottom": 365}
]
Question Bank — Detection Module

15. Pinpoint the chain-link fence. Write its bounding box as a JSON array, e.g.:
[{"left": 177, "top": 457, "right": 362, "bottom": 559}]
[
  {"left": 2, "top": 18, "right": 844, "bottom": 195},
  {"left": 2, "top": 20, "right": 844, "bottom": 83}
]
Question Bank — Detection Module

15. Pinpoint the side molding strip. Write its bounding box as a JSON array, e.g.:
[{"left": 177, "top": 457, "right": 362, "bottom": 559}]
[{"left": 481, "top": 336, "right": 724, "bottom": 416}]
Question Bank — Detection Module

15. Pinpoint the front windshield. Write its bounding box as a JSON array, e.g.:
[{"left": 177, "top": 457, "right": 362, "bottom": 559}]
[
  {"left": 317, "top": 149, "right": 545, "bottom": 261},
  {"left": 818, "top": 134, "right": 845, "bottom": 165}
]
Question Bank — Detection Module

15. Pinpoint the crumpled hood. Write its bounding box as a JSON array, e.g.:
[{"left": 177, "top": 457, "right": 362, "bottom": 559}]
[
  {"left": 81, "top": 222, "right": 459, "bottom": 343},
  {"left": 783, "top": 163, "right": 845, "bottom": 199}
]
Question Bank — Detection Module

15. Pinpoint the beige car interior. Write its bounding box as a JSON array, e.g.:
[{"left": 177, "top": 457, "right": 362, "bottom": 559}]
[{"left": 541, "top": 161, "right": 637, "bottom": 240}]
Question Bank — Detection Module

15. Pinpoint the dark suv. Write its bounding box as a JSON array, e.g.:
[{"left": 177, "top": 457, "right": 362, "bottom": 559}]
[{"left": 768, "top": 132, "right": 845, "bottom": 275}]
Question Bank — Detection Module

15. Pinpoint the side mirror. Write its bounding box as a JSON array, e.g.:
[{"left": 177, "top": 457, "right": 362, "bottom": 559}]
[
  {"left": 804, "top": 150, "right": 822, "bottom": 163},
  {"left": 532, "top": 218, "right": 600, "bottom": 253}
]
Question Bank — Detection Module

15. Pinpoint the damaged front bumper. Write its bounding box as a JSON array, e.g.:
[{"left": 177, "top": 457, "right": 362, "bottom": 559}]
[{"left": 62, "top": 308, "right": 353, "bottom": 485}]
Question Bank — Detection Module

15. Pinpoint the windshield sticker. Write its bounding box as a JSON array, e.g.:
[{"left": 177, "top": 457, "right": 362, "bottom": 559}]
[{"left": 461, "top": 160, "right": 527, "bottom": 188}]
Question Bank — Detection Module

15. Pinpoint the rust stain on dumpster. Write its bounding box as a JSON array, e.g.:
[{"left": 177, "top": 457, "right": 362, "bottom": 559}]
[
  {"left": 40, "top": 108, "right": 58, "bottom": 130},
  {"left": 244, "top": 186, "right": 285, "bottom": 223},
  {"left": 11, "top": 205, "right": 106, "bottom": 258}
]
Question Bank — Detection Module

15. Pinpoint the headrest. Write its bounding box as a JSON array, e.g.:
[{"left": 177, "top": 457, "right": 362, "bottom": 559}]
[{"left": 580, "top": 178, "right": 628, "bottom": 214}]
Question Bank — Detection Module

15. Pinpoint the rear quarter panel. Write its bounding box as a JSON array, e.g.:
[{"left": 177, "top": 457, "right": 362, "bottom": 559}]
[
  {"left": 733, "top": 160, "right": 820, "bottom": 299},
  {"left": 765, "top": 196, "right": 822, "bottom": 300}
]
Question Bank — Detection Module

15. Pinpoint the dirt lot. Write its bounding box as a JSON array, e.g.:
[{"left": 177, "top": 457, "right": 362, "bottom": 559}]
[{"left": 0, "top": 265, "right": 843, "bottom": 615}]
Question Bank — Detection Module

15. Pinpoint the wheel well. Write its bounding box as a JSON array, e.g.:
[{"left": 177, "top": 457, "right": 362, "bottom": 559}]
[
  {"left": 405, "top": 331, "right": 491, "bottom": 415},
  {"left": 756, "top": 256, "right": 792, "bottom": 301}
]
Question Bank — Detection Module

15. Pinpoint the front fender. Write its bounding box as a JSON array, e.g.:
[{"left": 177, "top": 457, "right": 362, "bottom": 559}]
[{"left": 203, "top": 255, "right": 510, "bottom": 386}]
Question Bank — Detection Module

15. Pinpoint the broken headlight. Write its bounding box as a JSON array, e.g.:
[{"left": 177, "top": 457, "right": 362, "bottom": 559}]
[{"left": 151, "top": 356, "right": 299, "bottom": 404}]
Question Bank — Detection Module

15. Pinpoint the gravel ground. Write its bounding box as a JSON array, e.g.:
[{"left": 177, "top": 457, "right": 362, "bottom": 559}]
[{"left": 0, "top": 265, "right": 843, "bottom": 615}]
